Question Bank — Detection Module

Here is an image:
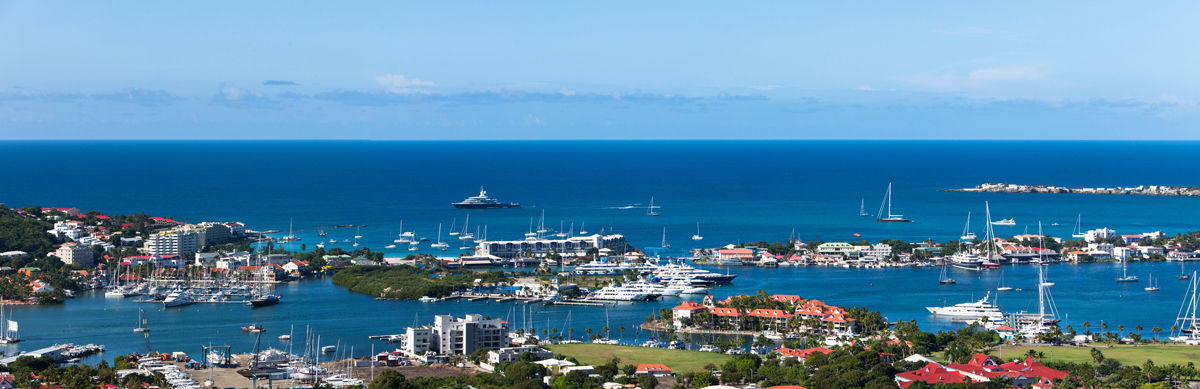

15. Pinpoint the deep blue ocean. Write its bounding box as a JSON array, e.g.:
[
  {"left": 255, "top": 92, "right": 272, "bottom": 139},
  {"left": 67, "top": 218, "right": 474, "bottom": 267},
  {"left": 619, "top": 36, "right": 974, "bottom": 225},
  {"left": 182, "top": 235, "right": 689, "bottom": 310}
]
[{"left": 2, "top": 141, "right": 1200, "bottom": 360}]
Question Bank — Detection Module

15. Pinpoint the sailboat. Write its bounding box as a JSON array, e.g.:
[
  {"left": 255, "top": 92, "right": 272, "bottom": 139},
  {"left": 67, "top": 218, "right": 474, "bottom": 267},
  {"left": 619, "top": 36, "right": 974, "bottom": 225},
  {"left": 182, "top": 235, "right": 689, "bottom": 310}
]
[
  {"left": 0, "top": 303, "right": 20, "bottom": 343},
  {"left": 1036, "top": 223, "right": 1053, "bottom": 285},
  {"left": 133, "top": 308, "right": 150, "bottom": 332},
  {"left": 1071, "top": 214, "right": 1086, "bottom": 238},
  {"left": 859, "top": 198, "right": 869, "bottom": 217},
  {"left": 661, "top": 227, "right": 670, "bottom": 249},
  {"left": 1116, "top": 259, "right": 1139, "bottom": 282},
  {"left": 1170, "top": 271, "right": 1200, "bottom": 343},
  {"left": 1180, "top": 261, "right": 1191, "bottom": 280},
  {"left": 646, "top": 197, "right": 659, "bottom": 217},
  {"left": 353, "top": 226, "right": 361, "bottom": 247},
  {"left": 875, "top": 183, "right": 911, "bottom": 222},
  {"left": 997, "top": 268, "right": 1013, "bottom": 291},
  {"left": 960, "top": 212, "right": 977, "bottom": 241},
  {"left": 938, "top": 259, "right": 956, "bottom": 284},
  {"left": 448, "top": 217, "right": 459, "bottom": 236},
  {"left": 431, "top": 224, "right": 449, "bottom": 250},
  {"left": 459, "top": 214, "right": 475, "bottom": 241},
  {"left": 318, "top": 228, "right": 327, "bottom": 237},
  {"left": 1145, "top": 274, "right": 1160, "bottom": 291},
  {"left": 579, "top": 222, "right": 588, "bottom": 235},
  {"left": 692, "top": 222, "right": 703, "bottom": 241}
]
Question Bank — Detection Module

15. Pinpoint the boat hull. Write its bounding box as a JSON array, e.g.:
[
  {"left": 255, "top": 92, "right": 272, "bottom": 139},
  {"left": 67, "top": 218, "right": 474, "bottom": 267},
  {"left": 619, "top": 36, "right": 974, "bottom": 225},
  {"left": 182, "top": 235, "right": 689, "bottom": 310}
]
[
  {"left": 452, "top": 203, "right": 520, "bottom": 209},
  {"left": 876, "top": 218, "right": 911, "bottom": 222}
]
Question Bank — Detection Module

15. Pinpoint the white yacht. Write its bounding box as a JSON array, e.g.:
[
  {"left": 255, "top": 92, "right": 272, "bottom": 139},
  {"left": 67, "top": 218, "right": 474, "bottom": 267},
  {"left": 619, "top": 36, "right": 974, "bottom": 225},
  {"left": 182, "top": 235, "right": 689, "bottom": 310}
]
[
  {"left": 991, "top": 218, "right": 1016, "bottom": 226},
  {"left": 926, "top": 292, "right": 1004, "bottom": 319},
  {"left": 586, "top": 283, "right": 656, "bottom": 301},
  {"left": 162, "top": 290, "right": 195, "bottom": 308},
  {"left": 572, "top": 261, "right": 656, "bottom": 276},
  {"left": 947, "top": 252, "right": 984, "bottom": 271}
]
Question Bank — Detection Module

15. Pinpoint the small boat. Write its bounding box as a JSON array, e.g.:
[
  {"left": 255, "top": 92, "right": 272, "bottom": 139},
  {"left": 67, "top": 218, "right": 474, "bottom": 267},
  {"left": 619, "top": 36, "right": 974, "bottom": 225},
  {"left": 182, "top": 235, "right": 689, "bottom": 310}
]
[
  {"left": 408, "top": 243, "right": 420, "bottom": 251},
  {"left": 646, "top": 197, "right": 660, "bottom": 216},
  {"left": 991, "top": 218, "right": 1016, "bottom": 226},
  {"left": 1146, "top": 274, "right": 1160, "bottom": 291},
  {"left": 278, "top": 334, "right": 291, "bottom": 341},
  {"left": 418, "top": 296, "right": 437, "bottom": 303},
  {"left": 692, "top": 222, "right": 703, "bottom": 241},
  {"left": 1116, "top": 259, "right": 1139, "bottom": 282},
  {"left": 875, "top": 183, "right": 911, "bottom": 222},
  {"left": 133, "top": 308, "right": 150, "bottom": 332},
  {"left": 329, "top": 239, "right": 337, "bottom": 244},
  {"left": 242, "top": 324, "right": 266, "bottom": 332},
  {"left": 321, "top": 345, "right": 336, "bottom": 353},
  {"left": 997, "top": 268, "right": 1013, "bottom": 291},
  {"left": 1071, "top": 214, "right": 1086, "bottom": 238},
  {"left": 1180, "top": 261, "right": 1191, "bottom": 280},
  {"left": 246, "top": 294, "right": 282, "bottom": 307},
  {"left": 960, "top": 212, "right": 977, "bottom": 241},
  {"left": 385, "top": 244, "right": 396, "bottom": 249},
  {"left": 316, "top": 243, "right": 325, "bottom": 248},
  {"left": 661, "top": 227, "right": 670, "bottom": 249},
  {"left": 762, "top": 330, "right": 784, "bottom": 340},
  {"left": 859, "top": 198, "right": 869, "bottom": 217},
  {"left": 1051, "top": 222, "right": 1059, "bottom": 226},
  {"left": 938, "top": 260, "right": 956, "bottom": 284}
]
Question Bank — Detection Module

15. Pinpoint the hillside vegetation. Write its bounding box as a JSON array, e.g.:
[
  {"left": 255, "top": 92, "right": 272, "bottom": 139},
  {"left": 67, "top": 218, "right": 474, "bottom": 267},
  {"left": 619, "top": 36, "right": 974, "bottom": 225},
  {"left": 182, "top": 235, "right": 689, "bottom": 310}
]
[{"left": 331, "top": 264, "right": 507, "bottom": 300}]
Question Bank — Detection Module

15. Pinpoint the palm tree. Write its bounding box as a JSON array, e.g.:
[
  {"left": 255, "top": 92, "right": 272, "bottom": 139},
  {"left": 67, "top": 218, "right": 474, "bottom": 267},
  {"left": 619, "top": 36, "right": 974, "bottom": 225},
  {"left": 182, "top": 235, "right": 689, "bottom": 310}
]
[
  {"left": 1152, "top": 327, "right": 1162, "bottom": 340},
  {"left": 569, "top": 327, "right": 575, "bottom": 340},
  {"left": 1136, "top": 325, "right": 1143, "bottom": 339},
  {"left": 1100, "top": 322, "right": 1108, "bottom": 335},
  {"left": 585, "top": 327, "right": 593, "bottom": 341},
  {"left": 1118, "top": 325, "right": 1125, "bottom": 339},
  {"left": 618, "top": 326, "right": 626, "bottom": 341},
  {"left": 603, "top": 326, "right": 610, "bottom": 339},
  {"left": 1083, "top": 321, "right": 1091, "bottom": 334}
]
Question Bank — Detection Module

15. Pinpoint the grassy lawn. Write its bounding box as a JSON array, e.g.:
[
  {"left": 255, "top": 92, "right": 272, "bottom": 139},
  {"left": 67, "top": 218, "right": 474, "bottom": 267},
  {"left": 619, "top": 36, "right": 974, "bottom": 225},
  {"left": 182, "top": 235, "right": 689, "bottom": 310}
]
[
  {"left": 995, "top": 344, "right": 1200, "bottom": 366},
  {"left": 546, "top": 344, "right": 732, "bottom": 374}
]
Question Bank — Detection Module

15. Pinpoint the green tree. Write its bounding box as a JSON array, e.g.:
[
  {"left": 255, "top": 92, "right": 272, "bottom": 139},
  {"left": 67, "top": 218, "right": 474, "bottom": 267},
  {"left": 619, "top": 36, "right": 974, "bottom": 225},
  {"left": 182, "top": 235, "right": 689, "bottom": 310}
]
[{"left": 368, "top": 368, "right": 410, "bottom": 389}]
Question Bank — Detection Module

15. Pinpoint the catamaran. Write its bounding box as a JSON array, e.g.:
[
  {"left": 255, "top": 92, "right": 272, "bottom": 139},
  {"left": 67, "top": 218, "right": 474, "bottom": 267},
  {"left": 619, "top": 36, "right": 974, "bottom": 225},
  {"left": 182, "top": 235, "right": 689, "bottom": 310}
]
[
  {"left": 960, "top": 212, "right": 977, "bottom": 241},
  {"left": 875, "top": 183, "right": 911, "bottom": 222},
  {"left": 1170, "top": 271, "right": 1200, "bottom": 344},
  {"left": 692, "top": 222, "right": 703, "bottom": 240},
  {"left": 431, "top": 223, "right": 449, "bottom": 250},
  {"left": 0, "top": 302, "right": 20, "bottom": 343},
  {"left": 133, "top": 308, "right": 150, "bottom": 332}
]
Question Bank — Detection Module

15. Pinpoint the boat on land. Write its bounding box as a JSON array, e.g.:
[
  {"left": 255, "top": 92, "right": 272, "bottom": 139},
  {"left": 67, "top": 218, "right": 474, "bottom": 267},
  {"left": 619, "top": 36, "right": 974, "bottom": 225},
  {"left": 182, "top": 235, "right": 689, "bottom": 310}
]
[
  {"left": 453, "top": 188, "right": 520, "bottom": 209},
  {"left": 926, "top": 292, "right": 1003, "bottom": 319},
  {"left": 646, "top": 197, "right": 660, "bottom": 217},
  {"left": 875, "top": 183, "right": 911, "bottom": 222},
  {"left": 991, "top": 218, "right": 1016, "bottom": 226}
]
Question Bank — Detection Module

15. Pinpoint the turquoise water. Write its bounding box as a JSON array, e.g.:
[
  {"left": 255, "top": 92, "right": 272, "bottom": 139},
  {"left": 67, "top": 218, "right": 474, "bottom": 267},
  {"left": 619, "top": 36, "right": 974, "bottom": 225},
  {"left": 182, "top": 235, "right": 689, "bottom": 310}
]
[{"left": 1, "top": 140, "right": 1199, "bottom": 359}]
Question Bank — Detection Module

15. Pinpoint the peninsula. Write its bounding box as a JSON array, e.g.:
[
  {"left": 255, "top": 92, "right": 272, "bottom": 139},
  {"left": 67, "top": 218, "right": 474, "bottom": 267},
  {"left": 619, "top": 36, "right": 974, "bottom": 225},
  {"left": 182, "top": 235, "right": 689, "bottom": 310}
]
[{"left": 944, "top": 183, "right": 1200, "bottom": 196}]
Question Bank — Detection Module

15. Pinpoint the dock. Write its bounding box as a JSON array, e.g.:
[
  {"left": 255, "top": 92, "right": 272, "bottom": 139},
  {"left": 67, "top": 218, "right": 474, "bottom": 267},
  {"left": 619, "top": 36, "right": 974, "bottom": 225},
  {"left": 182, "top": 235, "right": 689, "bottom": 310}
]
[{"left": 545, "top": 300, "right": 607, "bottom": 307}]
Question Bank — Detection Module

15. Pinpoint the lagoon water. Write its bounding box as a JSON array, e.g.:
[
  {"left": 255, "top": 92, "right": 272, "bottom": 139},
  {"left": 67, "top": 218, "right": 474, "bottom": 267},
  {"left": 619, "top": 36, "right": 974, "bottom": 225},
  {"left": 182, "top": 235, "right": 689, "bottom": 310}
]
[{"left": 2, "top": 140, "right": 1200, "bottom": 360}]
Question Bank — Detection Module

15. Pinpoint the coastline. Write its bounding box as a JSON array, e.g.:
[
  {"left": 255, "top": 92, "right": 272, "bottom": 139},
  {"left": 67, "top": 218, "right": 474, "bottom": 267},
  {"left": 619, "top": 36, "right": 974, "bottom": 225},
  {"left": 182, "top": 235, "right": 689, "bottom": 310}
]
[{"left": 945, "top": 183, "right": 1200, "bottom": 196}]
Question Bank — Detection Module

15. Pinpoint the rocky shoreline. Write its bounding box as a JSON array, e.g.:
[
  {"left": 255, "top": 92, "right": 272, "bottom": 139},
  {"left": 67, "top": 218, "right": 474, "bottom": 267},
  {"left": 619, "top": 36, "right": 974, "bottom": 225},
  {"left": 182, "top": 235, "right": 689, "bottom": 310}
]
[{"left": 944, "top": 183, "right": 1200, "bottom": 197}]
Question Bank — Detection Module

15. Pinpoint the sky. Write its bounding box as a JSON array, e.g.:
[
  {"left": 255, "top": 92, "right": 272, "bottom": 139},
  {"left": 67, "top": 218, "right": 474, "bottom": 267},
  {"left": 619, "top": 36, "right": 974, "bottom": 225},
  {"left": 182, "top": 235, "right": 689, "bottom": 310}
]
[{"left": 1, "top": 1, "right": 1198, "bottom": 140}]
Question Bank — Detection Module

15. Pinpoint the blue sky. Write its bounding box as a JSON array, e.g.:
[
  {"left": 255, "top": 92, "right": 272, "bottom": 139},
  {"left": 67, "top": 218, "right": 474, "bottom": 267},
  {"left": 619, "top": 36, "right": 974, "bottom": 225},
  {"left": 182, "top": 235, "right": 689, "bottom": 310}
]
[{"left": 1, "top": 1, "right": 1198, "bottom": 139}]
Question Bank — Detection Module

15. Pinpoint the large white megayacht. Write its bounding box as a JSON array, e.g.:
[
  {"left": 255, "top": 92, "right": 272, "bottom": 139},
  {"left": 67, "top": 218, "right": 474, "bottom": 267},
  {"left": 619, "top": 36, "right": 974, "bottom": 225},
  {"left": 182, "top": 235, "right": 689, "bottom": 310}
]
[{"left": 926, "top": 292, "right": 1004, "bottom": 319}]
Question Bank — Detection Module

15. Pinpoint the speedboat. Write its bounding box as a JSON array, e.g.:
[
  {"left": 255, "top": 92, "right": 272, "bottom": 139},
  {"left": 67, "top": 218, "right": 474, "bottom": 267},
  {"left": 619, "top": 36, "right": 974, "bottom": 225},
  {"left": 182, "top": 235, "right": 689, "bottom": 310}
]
[
  {"left": 418, "top": 296, "right": 437, "bottom": 303},
  {"left": 162, "top": 290, "right": 195, "bottom": 308},
  {"left": 242, "top": 324, "right": 266, "bottom": 332},
  {"left": 991, "top": 219, "right": 1016, "bottom": 226}
]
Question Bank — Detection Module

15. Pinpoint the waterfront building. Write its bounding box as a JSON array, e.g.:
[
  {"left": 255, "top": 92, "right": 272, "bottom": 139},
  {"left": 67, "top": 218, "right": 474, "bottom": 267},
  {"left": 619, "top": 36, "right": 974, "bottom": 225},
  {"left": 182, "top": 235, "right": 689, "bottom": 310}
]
[
  {"left": 634, "top": 364, "right": 673, "bottom": 378},
  {"left": 717, "top": 249, "right": 753, "bottom": 262},
  {"left": 816, "top": 242, "right": 855, "bottom": 261},
  {"left": 0, "top": 251, "right": 27, "bottom": 259},
  {"left": 225, "top": 222, "right": 247, "bottom": 237},
  {"left": 29, "top": 280, "right": 54, "bottom": 293},
  {"left": 1087, "top": 242, "right": 1114, "bottom": 254},
  {"left": 195, "top": 222, "right": 233, "bottom": 245},
  {"left": 1111, "top": 247, "right": 1135, "bottom": 261},
  {"left": 486, "top": 346, "right": 552, "bottom": 364},
  {"left": 404, "top": 314, "right": 508, "bottom": 356},
  {"left": 862, "top": 243, "right": 892, "bottom": 258},
  {"left": 671, "top": 301, "right": 707, "bottom": 329},
  {"left": 143, "top": 230, "right": 200, "bottom": 256},
  {"left": 54, "top": 243, "right": 94, "bottom": 267},
  {"left": 475, "top": 234, "right": 626, "bottom": 259},
  {"left": 1084, "top": 228, "right": 1117, "bottom": 243}
]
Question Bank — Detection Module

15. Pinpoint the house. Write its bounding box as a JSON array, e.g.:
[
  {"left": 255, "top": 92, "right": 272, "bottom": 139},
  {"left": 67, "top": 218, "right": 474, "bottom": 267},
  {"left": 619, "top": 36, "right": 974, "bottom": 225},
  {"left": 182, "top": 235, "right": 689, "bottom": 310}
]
[
  {"left": 29, "top": 280, "right": 54, "bottom": 293},
  {"left": 717, "top": 249, "right": 754, "bottom": 261},
  {"left": 773, "top": 347, "right": 831, "bottom": 362},
  {"left": 635, "top": 364, "right": 673, "bottom": 377},
  {"left": 486, "top": 346, "right": 552, "bottom": 364},
  {"left": 282, "top": 261, "right": 308, "bottom": 275},
  {"left": 747, "top": 309, "right": 794, "bottom": 326},
  {"left": 894, "top": 363, "right": 978, "bottom": 388},
  {"left": 533, "top": 359, "right": 577, "bottom": 375},
  {"left": 998, "top": 357, "right": 1068, "bottom": 382},
  {"left": 671, "top": 301, "right": 707, "bottom": 329},
  {"left": 17, "top": 268, "right": 41, "bottom": 277}
]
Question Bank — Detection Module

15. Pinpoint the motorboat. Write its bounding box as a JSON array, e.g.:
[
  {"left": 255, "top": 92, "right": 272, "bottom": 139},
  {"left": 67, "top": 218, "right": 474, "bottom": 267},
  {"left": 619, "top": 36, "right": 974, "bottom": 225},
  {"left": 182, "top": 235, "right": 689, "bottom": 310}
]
[
  {"left": 991, "top": 218, "right": 1016, "bottom": 226},
  {"left": 926, "top": 292, "right": 1004, "bottom": 319},
  {"left": 585, "top": 283, "right": 657, "bottom": 301},
  {"left": 247, "top": 294, "right": 282, "bottom": 307},
  {"left": 418, "top": 296, "right": 437, "bottom": 303},
  {"left": 242, "top": 324, "right": 266, "bottom": 332},
  {"left": 452, "top": 188, "right": 520, "bottom": 209},
  {"left": 947, "top": 252, "right": 983, "bottom": 271},
  {"left": 162, "top": 290, "right": 195, "bottom": 308}
]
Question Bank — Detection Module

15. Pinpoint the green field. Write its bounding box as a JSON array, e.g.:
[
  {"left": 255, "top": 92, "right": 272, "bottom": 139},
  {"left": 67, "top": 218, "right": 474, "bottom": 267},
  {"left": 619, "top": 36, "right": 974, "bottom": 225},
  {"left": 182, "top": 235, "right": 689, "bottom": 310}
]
[
  {"left": 996, "top": 345, "right": 1200, "bottom": 366},
  {"left": 546, "top": 344, "right": 732, "bottom": 374}
]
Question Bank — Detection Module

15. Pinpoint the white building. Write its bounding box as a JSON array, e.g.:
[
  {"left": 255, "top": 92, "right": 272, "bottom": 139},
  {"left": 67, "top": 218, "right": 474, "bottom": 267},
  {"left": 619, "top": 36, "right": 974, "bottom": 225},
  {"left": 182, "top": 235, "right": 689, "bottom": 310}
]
[
  {"left": 0, "top": 251, "right": 27, "bottom": 259},
  {"left": 403, "top": 314, "right": 508, "bottom": 356},
  {"left": 863, "top": 243, "right": 893, "bottom": 258},
  {"left": 144, "top": 230, "right": 200, "bottom": 256},
  {"left": 1111, "top": 247, "right": 1135, "bottom": 262},
  {"left": 486, "top": 346, "right": 552, "bottom": 364},
  {"left": 476, "top": 234, "right": 626, "bottom": 259},
  {"left": 1087, "top": 243, "right": 1114, "bottom": 254},
  {"left": 48, "top": 221, "right": 82, "bottom": 241},
  {"left": 1085, "top": 228, "right": 1116, "bottom": 243},
  {"left": 54, "top": 243, "right": 94, "bottom": 267}
]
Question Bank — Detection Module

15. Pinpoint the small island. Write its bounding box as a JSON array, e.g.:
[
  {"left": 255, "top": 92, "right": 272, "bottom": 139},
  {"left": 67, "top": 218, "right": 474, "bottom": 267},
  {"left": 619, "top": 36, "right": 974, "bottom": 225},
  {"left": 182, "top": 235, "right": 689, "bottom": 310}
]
[{"left": 945, "top": 183, "right": 1200, "bottom": 196}]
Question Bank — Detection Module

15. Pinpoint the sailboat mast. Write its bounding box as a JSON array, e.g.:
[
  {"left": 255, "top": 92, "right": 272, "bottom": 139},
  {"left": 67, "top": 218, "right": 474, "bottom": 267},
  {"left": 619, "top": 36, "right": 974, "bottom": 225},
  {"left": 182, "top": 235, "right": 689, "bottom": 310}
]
[{"left": 888, "top": 183, "right": 893, "bottom": 216}]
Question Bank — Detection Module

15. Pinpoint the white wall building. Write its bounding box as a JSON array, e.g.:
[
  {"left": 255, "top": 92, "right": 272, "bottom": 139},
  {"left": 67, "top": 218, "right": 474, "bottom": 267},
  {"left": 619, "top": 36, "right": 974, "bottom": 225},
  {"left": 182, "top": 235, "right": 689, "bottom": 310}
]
[
  {"left": 403, "top": 314, "right": 508, "bottom": 356},
  {"left": 476, "top": 234, "right": 626, "bottom": 259},
  {"left": 54, "top": 243, "right": 94, "bottom": 266},
  {"left": 144, "top": 230, "right": 200, "bottom": 256},
  {"left": 486, "top": 346, "right": 552, "bottom": 364},
  {"left": 1111, "top": 247, "right": 1135, "bottom": 262},
  {"left": 1085, "top": 228, "right": 1117, "bottom": 243}
]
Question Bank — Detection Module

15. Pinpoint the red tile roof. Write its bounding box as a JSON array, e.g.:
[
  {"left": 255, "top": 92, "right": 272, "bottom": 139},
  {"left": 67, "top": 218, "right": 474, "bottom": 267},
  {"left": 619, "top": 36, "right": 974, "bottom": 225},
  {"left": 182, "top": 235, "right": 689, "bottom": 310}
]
[
  {"left": 998, "top": 358, "right": 1068, "bottom": 381},
  {"left": 895, "top": 363, "right": 976, "bottom": 388},
  {"left": 672, "top": 301, "right": 707, "bottom": 311},
  {"left": 747, "top": 309, "right": 794, "bottom": 319},
  {"left": 708, "top": 307, "right": 741, "bottom": 317},
  {"left": 635, "top": 364, "right": 671, "bottom": 372}
]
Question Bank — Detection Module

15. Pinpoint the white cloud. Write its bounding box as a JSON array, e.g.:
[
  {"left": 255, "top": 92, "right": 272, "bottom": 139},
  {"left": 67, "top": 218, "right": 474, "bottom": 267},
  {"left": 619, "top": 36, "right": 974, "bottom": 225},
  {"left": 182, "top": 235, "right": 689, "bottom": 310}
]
[
  {"left": 218, "top": 86, "right": 265, "bottom": 100},
  {"left": 749, "top": 85, "right": 782, "bottom": 91},
  {"left": 855, "top": 85, "right": 874, "bottom": 91},
  {"left": 558, "top": 87, "right": 576, "bottom": 96},
  {"left": 897, "top": 66, "right": 1067, "bottom": 97},
  {"left": 375, "top": 74, "right": 436, "bottom": 93}
]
